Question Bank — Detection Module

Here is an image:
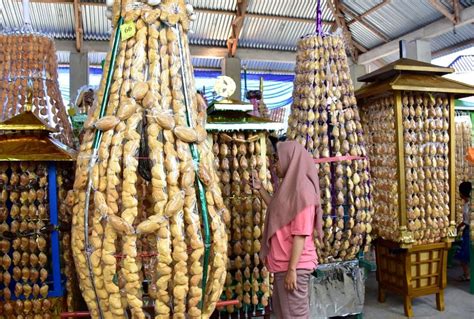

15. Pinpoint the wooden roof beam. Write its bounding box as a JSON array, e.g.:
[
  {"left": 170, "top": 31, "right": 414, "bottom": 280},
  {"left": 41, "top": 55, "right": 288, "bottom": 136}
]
[
  {"left": 432, "top": 38, "right": 474, "bottom": 58},
  {"left": 19, "top": 1, "right": 336, "bottom": 25},
  {"left": 340, "top": 3, "right": 390, "bottom": 42},
  {"left": 429, "top": 0, "right": 457, "bottom": 24},
  {"left": 227, "top": 0, "right": 249, "bottom": 57},
  {"left": 328, "top": 0, "right": 358, "bottom": 62},
  {"left": 358, "top": 5, "right": 474, "bottom": 65},
  {"left": 453, "top": 0, "right": 461, "bottom": 24},
  {"left": 347, "top": 0, "right": 390, "bottom": 26},
  {"left": 73, "top": 0, "right": 83, "bottom": 52}
]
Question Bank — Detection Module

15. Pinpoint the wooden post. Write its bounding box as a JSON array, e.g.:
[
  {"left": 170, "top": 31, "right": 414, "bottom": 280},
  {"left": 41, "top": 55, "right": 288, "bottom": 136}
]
[
  {"left": 448, "top": 94, "right": 457, "bottom": 238},
  {"left": 394, "top": 92, "right": 408, "bottom": 236}
]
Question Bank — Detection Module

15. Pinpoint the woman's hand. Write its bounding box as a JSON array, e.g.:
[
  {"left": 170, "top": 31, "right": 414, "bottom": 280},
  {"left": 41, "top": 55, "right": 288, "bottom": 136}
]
[
  {"left": 285, "top": 269, "right": 297, "bottom": 291},
  {"left": 252, "top": 171, "right": 262, "bottom": 190}
]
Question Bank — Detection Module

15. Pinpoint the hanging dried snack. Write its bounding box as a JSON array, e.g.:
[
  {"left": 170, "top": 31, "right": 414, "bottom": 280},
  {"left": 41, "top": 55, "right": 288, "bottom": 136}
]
[
  {"left": 72, "top": 1, "right": 226, "bottom": 318},
  {"left": 0, "top": 32, "right": 73, "bottom": 146},
  {"left": 287, "top": 33, "right": 373, "bottom": 263},
  {"left": 361, "top": 92, "right": 452, "bottom": 244}
]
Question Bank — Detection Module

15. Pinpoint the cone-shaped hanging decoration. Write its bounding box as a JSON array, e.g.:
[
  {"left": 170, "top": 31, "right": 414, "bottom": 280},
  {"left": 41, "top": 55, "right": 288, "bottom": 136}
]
[
  {"left": 286, "top": 34, "right": 374, "bottom": 263},
  {"left": 0, "top": 32, "right": 73, "bottom": 146},
  {"left": 71, "top": 1, "right": 227, "bottom": 318}
]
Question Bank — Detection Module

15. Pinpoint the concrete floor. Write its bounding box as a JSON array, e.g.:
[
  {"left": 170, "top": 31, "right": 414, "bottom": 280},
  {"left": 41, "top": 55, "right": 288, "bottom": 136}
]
[{"left": 362, "top": 265, "right": 474, "bottom": 319}]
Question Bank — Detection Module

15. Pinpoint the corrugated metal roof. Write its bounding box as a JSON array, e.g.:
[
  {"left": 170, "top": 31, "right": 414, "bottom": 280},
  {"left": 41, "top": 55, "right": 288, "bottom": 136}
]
[
  {"left": 188, "top": 11, "right": 231, "bottom": 47},
  {"left": 0, "top": 0, "right": 75, "bottom": 38},
  {"left": 348, "top": 21, "right": 384, "bottom": 49},
  {"left": 247, "top": 0, "right": 333, "bottom": 21},
  {"left": 0, "top": 0, "right": 472, "bottom": 70},
  {"left": 239, "top": 16, "right": 332, "bottom": 51},
  {"left": 54, "top": 52, "right": 295, "bottom": 73},
  {"left": 431, "top": 23, "right": 474, "bottom": 56},
  {"left": 449, "top": 55, "right": 474, "bottom": 73},
  {"left": 89, "top": 52, "right": 107, "bottom": 65},
  {"left": 190, "top": 0, "right": 236, "bottom": 11},
  {"left": 82, "top": 4, "right": 111, "bottom": 41},
  {"left": 192, "top": 57, "right": 222, "bottom": 69},
  {"left": 243, "top": 60, "right": 295, "bottom": 73},
  {"left": 56, "top": 51, "right": 70, "bottom": 65},
  {"left": 342, "top": 0, "right": 445, "bottom": 47}
]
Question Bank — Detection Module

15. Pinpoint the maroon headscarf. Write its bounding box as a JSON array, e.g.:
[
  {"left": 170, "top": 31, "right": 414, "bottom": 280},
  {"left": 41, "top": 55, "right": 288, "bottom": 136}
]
[{"left": 260, "top": 141, "right": 322, "bottom": 259}]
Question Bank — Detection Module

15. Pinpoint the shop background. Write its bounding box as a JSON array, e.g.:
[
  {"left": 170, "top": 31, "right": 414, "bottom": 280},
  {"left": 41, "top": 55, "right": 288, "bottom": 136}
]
[{"left": 58, "top": 67, "right": 294, "bottom": 111}]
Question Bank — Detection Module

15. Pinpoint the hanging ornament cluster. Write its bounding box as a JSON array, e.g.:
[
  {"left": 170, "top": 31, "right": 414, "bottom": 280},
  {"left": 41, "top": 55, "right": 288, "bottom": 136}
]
[
  {"left": 286, "top": 33, "right": 373, "bottom": 263},
  {"left": 72, "top": 1, "right": 227, "bottom": 318}
]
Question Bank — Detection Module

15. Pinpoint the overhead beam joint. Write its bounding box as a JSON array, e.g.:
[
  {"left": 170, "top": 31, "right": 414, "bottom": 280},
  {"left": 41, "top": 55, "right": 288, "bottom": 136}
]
[
  {"left": 227, "top": 0, "right": 249, "bottom": 57},
  {"left": 429, "top": 0, "right": 457, "bottom": 24},
  {"left": 340, "top": 3, "right": 390, "bottom": 42},
  {"left": 73, "top": 0, "right": 83, "bottom": 52},
  {"left": 328, "top": 0, "right": 358, "bottom": 62},
  {"left": 347, "top": 0, "right": 390, "bottom": 26}
]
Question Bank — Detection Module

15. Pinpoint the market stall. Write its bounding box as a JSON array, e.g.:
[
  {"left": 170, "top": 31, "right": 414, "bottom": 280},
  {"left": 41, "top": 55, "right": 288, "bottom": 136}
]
[
  {"left": 206, "top": 88, "right": 284, "bottom": 316},
  {"left": 356, "top": 58, "right": 474, "bottom": 317}
]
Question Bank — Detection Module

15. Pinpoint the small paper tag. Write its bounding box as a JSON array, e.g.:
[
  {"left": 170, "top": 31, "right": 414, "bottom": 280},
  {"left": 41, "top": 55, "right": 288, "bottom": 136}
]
[{"left": 120, "top": 21, "right": 136, "bottom": 41}]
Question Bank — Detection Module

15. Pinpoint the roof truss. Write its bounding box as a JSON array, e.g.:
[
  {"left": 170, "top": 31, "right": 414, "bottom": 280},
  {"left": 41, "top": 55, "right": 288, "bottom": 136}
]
[
  {"left": 429, "top": 0, "right": 458, "bottom": 24},
  {"left": 327, "top": 0, "right": 358, "bottom": 61},
  {"left": 227, "top": 0, "right": 249, "bottom": 57}
]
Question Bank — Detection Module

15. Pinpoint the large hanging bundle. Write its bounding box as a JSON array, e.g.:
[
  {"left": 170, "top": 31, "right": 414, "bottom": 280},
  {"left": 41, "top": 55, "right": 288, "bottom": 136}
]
[
  {"left": 0, "top": 31, "right": 73, "bottom": 146},
  {"left": 209, "top": 129, "right": 275, "bottom": 314},
  {"left": 71, "top": 1, "right": 227, "bottom": 318},
  {"left": 455, "top": 115, "right": 473, "bottom": 225},
  {"left": 286, "top": 33, "right": 373, "bottom": 263}
]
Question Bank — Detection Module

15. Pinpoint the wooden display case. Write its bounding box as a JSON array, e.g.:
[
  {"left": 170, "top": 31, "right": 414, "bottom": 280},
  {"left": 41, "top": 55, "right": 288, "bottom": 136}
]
[
  {"left": 375, "top": 238, "right": 450, "bottom": 317},
  {"left": 357, "top": 58, "right": 474, "bottom": 246},
  {"left": 0, "top": 92, "right": 77, "bottom": 315},
  {"left": 357, "top": 59, "right": 474, "bottom": 317}
]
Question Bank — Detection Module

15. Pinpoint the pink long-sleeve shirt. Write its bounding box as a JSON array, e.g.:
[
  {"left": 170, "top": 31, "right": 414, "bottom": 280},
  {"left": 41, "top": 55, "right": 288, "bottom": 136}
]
[{"left": 267, "top": 205, "right": 318, "bottom": 273}]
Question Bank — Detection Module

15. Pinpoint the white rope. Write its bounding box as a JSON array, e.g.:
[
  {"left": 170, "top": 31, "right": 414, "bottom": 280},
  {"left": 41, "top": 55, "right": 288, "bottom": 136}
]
[{"left": 22, "top": 0, "right": 31, "bottom": 26}]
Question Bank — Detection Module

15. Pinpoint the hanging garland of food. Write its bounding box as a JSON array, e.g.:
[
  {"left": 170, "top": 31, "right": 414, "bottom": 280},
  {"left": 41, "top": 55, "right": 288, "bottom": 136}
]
[
  {"left": 0, "top": 32, "right": 73, "bottom": 147},
  {"left": 455, "top": 115, "right": 473, "bottom": 226},
  {"left": 0, "top": 4, "right": 76, "bottom": 315},
  {"left": 361, "top": 94, "right": 452, "bottom": 243},
  {"left": 286, "top": 33, "right": 373, "bottom": 263},
  {"left": 206, "top": 86, "right": 282, "bottom": 314},
  {"left": 71, "top": 1, "right": 227, "bottom": 318}
]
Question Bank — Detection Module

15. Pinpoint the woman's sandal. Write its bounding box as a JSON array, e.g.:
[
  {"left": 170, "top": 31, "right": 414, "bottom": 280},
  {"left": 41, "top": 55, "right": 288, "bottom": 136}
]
[{"left": 458, "top": 274, "right": 470, "bottom": 282}]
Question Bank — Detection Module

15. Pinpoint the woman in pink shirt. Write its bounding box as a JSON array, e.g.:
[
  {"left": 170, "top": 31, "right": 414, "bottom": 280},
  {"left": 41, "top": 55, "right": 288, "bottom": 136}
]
[{"left": 253, "top": 141, "right": 322, "bottom": 319}]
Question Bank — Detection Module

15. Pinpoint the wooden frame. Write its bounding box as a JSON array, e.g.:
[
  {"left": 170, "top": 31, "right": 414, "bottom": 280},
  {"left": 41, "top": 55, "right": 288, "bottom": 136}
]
[
  {"left": 448, "top": 94, "right": 457, "bottom": 234},
  {"left": 376, "top": 238, "right": 450, "bottom": 317},
  {"left": 394, "top": 91, "right": 408, "bottom": 231}
]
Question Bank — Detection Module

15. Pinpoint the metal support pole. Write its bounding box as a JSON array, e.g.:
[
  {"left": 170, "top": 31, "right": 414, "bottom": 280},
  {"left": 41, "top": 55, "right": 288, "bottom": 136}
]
[{"left": 48, "top": 162, "right": 63, "bottom": 297}]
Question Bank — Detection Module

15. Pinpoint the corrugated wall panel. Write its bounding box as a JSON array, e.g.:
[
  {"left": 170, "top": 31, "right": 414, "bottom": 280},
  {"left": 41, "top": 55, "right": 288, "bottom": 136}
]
[{"left": 82, "top": 5, "right": 111, "bottom": 41}]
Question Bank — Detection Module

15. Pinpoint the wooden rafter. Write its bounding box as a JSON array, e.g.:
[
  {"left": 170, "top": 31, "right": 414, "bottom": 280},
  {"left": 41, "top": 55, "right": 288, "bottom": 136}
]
[
  {"left": 347, "top": 0, "right": 390, "bottom": 26},
  {"left": 432, "top": 38, "right": 474, "bottom": 57},
  {"left": 327, "top": 0, "right": 357, "bottom": 62},
  {"left": 353, "top": 41, "right": 368, "bottom": 53},
  {"left": 453, "top": 0, "right": 461, "bottom": 24},
  {"left": 73, "top": 0, "right": 83, "bottom": 52},
  {"left": 197, "top": 8, "right": 334, "bottom": 25},
  {"left": 429, "top": 0, "right": 457, "bottom": 24},
  {"left": 227, "top": 0, "right": 249, "bottom": 57},
  {"left": 340, "top": 3, "right": 390, "bottom": 42}
]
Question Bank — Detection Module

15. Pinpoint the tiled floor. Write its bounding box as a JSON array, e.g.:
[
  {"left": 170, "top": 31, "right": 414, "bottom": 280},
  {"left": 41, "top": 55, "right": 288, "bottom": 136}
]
[{"left": 362, "top": 265, "right": 474, "bottom": 319}]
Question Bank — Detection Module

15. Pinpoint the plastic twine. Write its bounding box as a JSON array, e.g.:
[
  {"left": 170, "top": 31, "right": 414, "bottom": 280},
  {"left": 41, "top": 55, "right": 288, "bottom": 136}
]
[
  {"left": 83, "top": 16, "right": 124, "bottom": 319},
  {"left": 175, "top": 24, "right": 211, "bottom": 310},
  {"left": 316, "top": 0, "right": 323, "bottom": 35},
  {"left": 22, "top": 0, "right": 31, "bottom": 26}
]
